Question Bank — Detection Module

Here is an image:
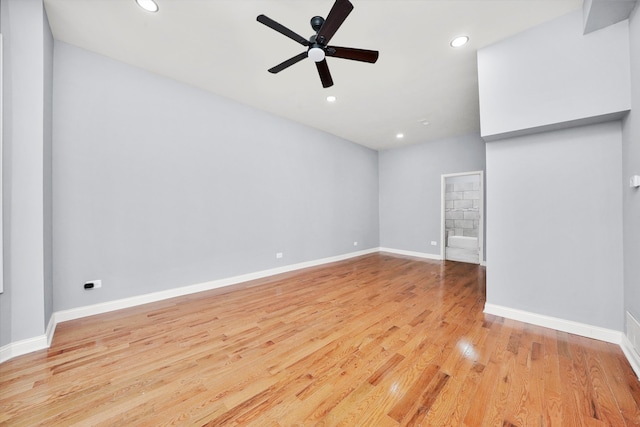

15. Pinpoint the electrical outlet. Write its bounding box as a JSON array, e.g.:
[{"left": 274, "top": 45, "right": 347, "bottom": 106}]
[
  {"left": 430, "top": 241, "right": 438, "bottom": 246},
  {"left": 84, "top": 279, "right": 102, "bottom": 290},
  {"left": 276, "top": 252, "right": 283, "bottom": 259},
  {"left": 353, "top": 241, "right": 358, "bottom": 246}
]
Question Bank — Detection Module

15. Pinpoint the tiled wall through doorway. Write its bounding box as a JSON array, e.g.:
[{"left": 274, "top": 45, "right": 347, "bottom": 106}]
[{"left": 445, "top": 176, "right": 480, "bottom": 238}]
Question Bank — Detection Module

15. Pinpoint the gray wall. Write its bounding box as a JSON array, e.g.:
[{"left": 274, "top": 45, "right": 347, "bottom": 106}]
[
  {"left": 52, "top": 42, "right": 379, "bottom": 312},
  {"left": 0, "top": 0, "right": 51, "bottom": 346},
  {"left": 479, "top": 6, "right": 631, "bottom": 332},
  {"left": 486, "top": 122, "right": 624, "bottom": 330},
  {"left": 378, "top": 133, "right": 485, "bottom": 256},
  {"left": 478, "top": 10, "right": 631, "bottom": 140},
  {"left": 623, "top": 4, "right": 640, "bottom": 325}
]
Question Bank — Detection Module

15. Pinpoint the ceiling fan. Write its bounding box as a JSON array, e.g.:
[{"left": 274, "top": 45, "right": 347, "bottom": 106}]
[{"left": 257, "top": 0, "right": 379, "bottom": 88}]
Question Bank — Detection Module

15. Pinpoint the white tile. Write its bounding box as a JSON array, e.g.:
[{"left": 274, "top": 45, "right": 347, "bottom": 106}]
[
  {"left": 463, "top": 191, "right": 480, "bottom": 200},
  {"left": 446, "top": 211, "right": 464, "bottom": 220},
  {"left": 454, "top": 182, "right": 475, "bottom": 192},
  {"left": 454, "top": 200, "right": 473, "bottom": 209},
  {"left": 463, "top": 228, "right": 479, "bottom": 237},
  {"left": 454, "top": 219, "right": 474, "bottom": 229},
  {"left": 464, "top": 211, "right": 479, "bottom": 220}
]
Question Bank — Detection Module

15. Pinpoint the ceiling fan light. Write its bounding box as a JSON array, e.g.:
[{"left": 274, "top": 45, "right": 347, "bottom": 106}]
[
  {"left": 308, "top": 47, "right": 326, "bottom": 62},
  {"left": 136, "top": 0, "right": 159, "bottom": 13}
]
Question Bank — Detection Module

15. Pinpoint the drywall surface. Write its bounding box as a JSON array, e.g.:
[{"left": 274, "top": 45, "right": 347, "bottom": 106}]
[
  {"left": 378, "top": 133, "right": 485, "bottom": 256},
  {"left": 52, "top": 42, "right": 379, "bottom": 311},
  {"left": 478, "top": 10, "right": 631, "bottom": 140},
  {"left": 623, "top": 4, "right": 640, "bottom": 325},
  {"left": 486, "top": 122, "right": 624, "bottom": 331},
  {"left": 0, "top": 0, "right": 49, "bottom": 346}
]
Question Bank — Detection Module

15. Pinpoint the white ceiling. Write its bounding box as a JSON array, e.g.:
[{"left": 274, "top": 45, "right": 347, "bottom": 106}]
[{"left": 43, "top": 0, "right": 583, "bottom": 151}]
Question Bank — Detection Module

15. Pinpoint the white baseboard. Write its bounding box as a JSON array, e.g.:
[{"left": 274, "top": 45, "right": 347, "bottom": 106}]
[
  {"left": 0, "top": 316, "right": 58, "bottom": 364},
  {"left": 53, "top": 247, "right": 379, "bottom": 324},
  {"left": 0, "top": 334, "right": 48, "bottom": 364},
  {"left": 1, "top": 248, "right": 378, "bottom": 364},
  {"left": 621, "top": 335, "right": 640, "bottom": 380},
  {"left": 379, "top": 247, "right": 442, "bottom": 261},
  {"left": 378, "top": 247, "right": 487, "bottom": 265},
  {"left": 483, "top": 303, "right": 623, "bottom": 344},
  {"left": 6, "top": 249, "right": 625, "bottom": 372}
]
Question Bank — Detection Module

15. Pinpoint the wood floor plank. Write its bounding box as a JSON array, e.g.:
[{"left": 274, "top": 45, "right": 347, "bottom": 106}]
[
  {"left": 542, "top": 331, "right": 565, "bottom": 427},
  {"left": 526, "top": 336, "right": 545, "bottom": 426},
  {"left": 481, "top": 354, "right": 516, "bottom": 426},
  {"left": 502, "top": 327, "right": 534, "bottom": 426},
  {"left": 580, "top": 338, "right": 629, "bottom": 426},
  {"left": 1, "top": 253, "right": 638, "bottom": 426},
  {"left": 439, "top": 360, "right": 486, "bottom": 426},
  {"left": 462, "top": 360, "right": 502, "bottom": 427},
  {"left": 420, "top": 320, "right": 488, "bottom": 425},
  {"left": 558, "top": 332, "right": 594, "bottom": 426}
]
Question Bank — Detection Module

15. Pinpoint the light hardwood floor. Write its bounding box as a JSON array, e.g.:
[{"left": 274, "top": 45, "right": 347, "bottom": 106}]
[{"left": 1, "top": 253, "right": 639, "bottom": 426}]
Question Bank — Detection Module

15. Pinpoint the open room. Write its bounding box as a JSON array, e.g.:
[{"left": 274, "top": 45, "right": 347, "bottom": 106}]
[{"left": 1, "top": 0, "right": 640, "bottom": 425}]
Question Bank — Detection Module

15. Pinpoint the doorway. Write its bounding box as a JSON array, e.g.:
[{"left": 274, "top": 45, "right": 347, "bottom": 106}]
[{"left": 440, "top": 171, "right": 483, "bottom": 264}]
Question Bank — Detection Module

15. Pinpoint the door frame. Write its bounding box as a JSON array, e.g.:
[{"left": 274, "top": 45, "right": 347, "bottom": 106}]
[{"left": 440, "top": 171, "right": 484, "bottom": 265}]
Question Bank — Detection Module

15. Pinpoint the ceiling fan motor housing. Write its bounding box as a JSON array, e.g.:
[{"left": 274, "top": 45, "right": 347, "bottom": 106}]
[{"left": 310, "top": 16, "right": 325, "bottom": 32}]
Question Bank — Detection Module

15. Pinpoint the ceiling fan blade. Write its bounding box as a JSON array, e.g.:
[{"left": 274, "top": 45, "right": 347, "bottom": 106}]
[
  {"left": 315, "top": 59, "right": 334, "bottom": 88},
  {"left": 268, "top": 52, "right": 308, "bottom": 74},
  {"left": 257, "top": 14, "right": 309, "bottom": 46},
  {"left": 317, "top": 0, "right": 353, "bottom": 45},
  {"left": 327, "top": 46, "right": 379, "bottom": 63}
]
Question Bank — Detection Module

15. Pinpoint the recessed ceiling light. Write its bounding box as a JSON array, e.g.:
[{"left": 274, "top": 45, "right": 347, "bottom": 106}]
[
  {"left": 136, "top": 0, "right": 159, "bottom": 13},
  {"left": 450, "top": 35, "right": 469, "bottom": 48},
  {"left": 326, "top": 95, "right": 337, "bottom": 103},
  {"left": 396, "top": 133, "right": 404, "bottom": 139}
]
